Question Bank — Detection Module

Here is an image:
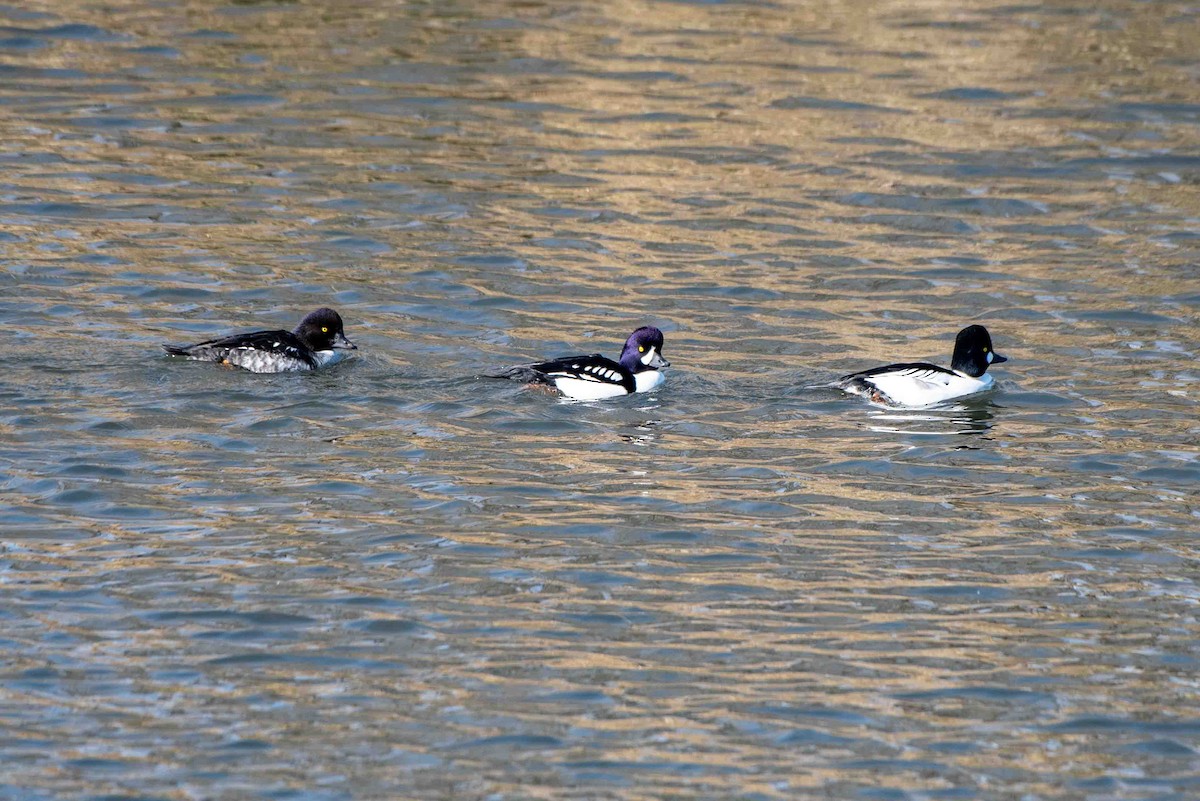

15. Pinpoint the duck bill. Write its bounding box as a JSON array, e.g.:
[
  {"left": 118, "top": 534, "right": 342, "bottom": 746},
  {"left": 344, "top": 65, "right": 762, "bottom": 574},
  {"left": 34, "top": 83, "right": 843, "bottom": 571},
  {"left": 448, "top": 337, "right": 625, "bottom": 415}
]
[
  {"left": 647, "top": 353, "right": 669, "bottom": 368},
  {"left": 333, "top": 333, "right": 358, "bottom": 350},
  {"left": 989, "top": 352, "right": 1007, "bottom": 365}
]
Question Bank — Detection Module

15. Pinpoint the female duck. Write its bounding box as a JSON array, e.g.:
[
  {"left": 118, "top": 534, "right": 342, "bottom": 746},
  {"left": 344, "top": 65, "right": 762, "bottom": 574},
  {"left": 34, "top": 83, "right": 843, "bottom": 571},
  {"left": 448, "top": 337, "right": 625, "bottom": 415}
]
[{"left": 163, "top": 307, "right": 357, "bottom": 373}]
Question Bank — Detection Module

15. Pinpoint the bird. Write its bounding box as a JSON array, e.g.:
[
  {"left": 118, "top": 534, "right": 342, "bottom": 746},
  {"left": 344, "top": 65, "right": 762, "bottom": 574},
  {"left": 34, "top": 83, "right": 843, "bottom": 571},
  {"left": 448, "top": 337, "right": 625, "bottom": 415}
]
[
  {"left": 162, "top": 307, "right": 357, "bottom": 373},
  {"left": 836, "top": 324, "right": 1007, "bottom": 407},
  {"left": 494, "top": 326, "right": 670, "bottom": 400}
]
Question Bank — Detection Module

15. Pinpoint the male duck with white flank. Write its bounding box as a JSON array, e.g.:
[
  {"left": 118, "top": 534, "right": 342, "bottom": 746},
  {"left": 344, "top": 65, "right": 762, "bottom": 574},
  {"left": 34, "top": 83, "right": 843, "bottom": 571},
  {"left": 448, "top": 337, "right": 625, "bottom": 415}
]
[
  {"left": 496, "top": 326, "right": 670, "bottom": 400},
  {"left": 836, "top": 324, "right": 1007, "bottom": 407}
]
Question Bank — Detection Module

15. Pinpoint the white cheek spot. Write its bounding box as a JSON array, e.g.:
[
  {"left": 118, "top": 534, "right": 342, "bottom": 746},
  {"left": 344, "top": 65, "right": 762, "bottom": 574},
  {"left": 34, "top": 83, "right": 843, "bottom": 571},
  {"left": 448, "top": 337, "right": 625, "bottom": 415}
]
[
  {"left": 986, "top": 351, "right": 994, "bottom": 364},
  {"left": 640, "top": 347, "right": 657, "bottom": 365}
]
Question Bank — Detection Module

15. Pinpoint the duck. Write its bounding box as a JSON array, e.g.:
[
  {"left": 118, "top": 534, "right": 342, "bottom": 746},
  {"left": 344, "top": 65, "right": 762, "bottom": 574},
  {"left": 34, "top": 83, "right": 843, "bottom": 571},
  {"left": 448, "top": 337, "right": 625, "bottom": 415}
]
[
  {"left": 495, "top": 326, "right": 670, "bottom": 400},
  {"left": 836, "top": 324, "right": 1006, "bottom": 407},
  {"left": 162, "top": 307, "right": 357, "bottom": 373}
]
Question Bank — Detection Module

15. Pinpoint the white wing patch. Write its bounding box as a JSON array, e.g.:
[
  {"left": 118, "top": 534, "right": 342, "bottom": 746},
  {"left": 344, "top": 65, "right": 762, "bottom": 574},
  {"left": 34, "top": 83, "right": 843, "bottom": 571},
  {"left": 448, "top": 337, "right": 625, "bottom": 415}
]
[
  {"left": 548, "top": 363, "right": 623, "bottom": 384},
  {"left": 894, "top": 367, "right": 952, "bottom": 382},
  {"left": 537, "top": 360, "right": 631, "bottom": 399}
]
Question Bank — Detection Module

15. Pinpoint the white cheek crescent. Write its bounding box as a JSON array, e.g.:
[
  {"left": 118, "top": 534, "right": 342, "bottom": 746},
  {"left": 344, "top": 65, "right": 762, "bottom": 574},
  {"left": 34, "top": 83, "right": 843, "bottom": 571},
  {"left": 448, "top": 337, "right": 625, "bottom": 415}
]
[{"left": 640, "top": 347, "right": 656, "bottom": 365}]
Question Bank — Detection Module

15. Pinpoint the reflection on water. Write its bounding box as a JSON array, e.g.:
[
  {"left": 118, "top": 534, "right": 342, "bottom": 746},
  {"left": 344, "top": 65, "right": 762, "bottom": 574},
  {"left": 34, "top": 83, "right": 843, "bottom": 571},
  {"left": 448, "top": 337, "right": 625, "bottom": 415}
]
[
  {"left": 2, "top": 0, "right": 1200, "bottom": 798},
  {"left": 864, "top": 401, "right": 996, "bottom": 437}
]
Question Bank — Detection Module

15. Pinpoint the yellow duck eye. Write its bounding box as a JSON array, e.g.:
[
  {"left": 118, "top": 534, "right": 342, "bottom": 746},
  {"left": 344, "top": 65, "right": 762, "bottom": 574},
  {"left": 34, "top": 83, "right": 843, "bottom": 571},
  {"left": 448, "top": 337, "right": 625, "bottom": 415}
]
[
  {"left": 321, "top": 326, "right": 329, "bottom": 333},
  {"left": 638, "top": 345, "right": 645, "bottom": 352}
]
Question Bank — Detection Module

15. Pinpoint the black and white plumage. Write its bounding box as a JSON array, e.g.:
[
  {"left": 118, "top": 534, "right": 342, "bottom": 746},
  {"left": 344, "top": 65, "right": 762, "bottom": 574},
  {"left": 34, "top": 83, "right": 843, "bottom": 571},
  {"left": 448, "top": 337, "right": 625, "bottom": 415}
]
[
  {"left": 162, "top": 307, "right": 357, "bottom": 373},
  {"left": 495, "top": 326, "right": 670, "bottom": 400},
  {"left": 836, "top": 324, "right": 1007, "bottom": 407}
]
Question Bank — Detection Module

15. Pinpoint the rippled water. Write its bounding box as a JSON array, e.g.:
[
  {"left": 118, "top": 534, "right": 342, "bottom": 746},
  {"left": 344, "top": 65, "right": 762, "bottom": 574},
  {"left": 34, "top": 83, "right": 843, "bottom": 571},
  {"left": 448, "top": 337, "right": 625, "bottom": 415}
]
[{"left": 2, "top": 1, "right": 1199, "bottom": 799}]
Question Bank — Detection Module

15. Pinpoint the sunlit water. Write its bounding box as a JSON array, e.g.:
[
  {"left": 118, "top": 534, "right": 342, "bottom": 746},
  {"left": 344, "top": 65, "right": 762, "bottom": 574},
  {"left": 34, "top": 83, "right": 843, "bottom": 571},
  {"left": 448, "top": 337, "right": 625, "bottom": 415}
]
[{"left": 2, "top": 1, "right": 1199, "bottom": 799}]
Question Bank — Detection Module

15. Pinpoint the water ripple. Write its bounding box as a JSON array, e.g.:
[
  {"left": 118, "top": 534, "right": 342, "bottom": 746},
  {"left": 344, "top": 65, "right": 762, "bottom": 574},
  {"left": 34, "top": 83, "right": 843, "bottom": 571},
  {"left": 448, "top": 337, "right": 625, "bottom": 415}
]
[{"left": 0, "top": 1, "right": 1198, "bottom": 799}]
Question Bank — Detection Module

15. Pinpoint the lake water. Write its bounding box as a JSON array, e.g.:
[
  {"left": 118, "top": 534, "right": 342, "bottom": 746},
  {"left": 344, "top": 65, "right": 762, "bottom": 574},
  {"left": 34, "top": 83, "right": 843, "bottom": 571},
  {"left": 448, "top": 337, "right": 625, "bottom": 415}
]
[{"left": 2, "top": 1, "right": 1199, "bottom": 799}]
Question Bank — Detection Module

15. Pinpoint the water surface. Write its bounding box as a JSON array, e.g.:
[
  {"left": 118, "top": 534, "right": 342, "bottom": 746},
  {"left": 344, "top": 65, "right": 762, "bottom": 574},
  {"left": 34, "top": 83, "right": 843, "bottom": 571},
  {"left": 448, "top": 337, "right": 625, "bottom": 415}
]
[{"left": 2, "top": 1, "right": 1199, "bottom": 799}]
